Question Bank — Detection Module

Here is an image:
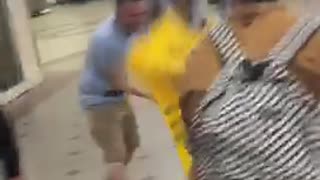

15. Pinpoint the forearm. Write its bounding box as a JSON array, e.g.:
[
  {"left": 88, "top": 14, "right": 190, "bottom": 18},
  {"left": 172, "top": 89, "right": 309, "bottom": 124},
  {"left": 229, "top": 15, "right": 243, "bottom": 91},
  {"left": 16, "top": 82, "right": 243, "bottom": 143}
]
[
  {"left": 111, "top": 79, "right": 150, "bottom": 99},
  {"left": 128, "top": 87, "right": 150, "bottom": 98}
]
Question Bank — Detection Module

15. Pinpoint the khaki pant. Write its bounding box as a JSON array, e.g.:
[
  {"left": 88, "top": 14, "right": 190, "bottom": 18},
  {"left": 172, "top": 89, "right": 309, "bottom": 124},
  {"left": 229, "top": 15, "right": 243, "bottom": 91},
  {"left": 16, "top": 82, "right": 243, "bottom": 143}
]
[{"left": 86, "top": 101, "right": 140, "bottom": 164}]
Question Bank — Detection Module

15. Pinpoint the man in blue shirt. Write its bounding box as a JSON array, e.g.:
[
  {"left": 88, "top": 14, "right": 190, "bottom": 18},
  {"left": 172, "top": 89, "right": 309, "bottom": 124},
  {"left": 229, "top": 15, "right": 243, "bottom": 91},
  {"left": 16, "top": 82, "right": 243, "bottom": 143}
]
[{"left": 79, "top": 0, "right": 149, "bottom": 179}]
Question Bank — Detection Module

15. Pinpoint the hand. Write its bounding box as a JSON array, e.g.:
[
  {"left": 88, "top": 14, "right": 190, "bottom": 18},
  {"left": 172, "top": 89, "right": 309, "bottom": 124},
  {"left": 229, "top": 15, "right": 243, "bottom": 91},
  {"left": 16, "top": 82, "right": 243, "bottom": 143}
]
[
  {"left": 128, "top": 87, "right": 155, "bottom": 102},
  {"left": 140, "top": 93, "right": 156, "bottom": 102}
]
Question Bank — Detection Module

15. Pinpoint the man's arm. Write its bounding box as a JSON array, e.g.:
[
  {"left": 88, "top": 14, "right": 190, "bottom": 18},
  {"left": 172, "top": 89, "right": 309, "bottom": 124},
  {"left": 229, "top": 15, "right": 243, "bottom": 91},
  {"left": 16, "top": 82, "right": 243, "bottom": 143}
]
[
  {"left": 108, "top": 65, "right": 150, "bottom": 99},
  {"left": 89, "top": 36, "right": 150, "bottom": 99}
]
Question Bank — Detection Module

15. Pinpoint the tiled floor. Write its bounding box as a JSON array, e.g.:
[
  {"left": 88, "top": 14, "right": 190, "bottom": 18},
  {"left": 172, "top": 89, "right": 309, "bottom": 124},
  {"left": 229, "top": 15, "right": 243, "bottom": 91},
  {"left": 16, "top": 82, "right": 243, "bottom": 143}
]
[
  {"left": 9, "top": 54, "right": 184, "bottom": 180},
  {"left": 31, "top": 0, "right": 113, "bottom": 64}
]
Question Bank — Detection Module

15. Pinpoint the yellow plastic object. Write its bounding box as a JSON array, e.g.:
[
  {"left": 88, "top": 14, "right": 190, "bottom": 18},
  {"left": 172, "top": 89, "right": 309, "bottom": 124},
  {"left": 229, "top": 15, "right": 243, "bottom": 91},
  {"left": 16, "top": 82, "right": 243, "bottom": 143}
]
[{"left": 127, "top": 9, "right": 205, "bottom": 175}]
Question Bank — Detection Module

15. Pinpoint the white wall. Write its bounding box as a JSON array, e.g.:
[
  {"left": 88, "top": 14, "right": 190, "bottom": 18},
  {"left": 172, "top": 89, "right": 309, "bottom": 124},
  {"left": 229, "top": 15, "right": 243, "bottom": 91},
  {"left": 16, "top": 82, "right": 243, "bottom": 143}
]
[
  {"left": 46, "top": 0, "right": 56, "bottom": 4},
  {"left": 304, "top": 0, "right": 320, "bottom": 14},
  {"left": 0, "top": 0, "right": 43, "bottom": 105},
  {"left": 282, "top": 0, "right": 319, "bottom": 15}
]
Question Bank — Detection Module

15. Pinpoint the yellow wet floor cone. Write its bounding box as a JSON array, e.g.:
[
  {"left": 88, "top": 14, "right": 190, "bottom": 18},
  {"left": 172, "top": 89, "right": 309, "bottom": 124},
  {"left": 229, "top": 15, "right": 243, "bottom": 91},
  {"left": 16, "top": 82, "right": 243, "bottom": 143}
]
[{"left": 127, "top": 9, "right": 206, "bottom": 176}]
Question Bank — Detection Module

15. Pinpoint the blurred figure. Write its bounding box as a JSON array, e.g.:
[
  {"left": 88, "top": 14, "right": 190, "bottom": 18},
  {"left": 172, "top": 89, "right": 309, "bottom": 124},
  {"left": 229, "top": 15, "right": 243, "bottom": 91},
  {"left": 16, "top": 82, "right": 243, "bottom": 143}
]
[
  {"left": 152, "top": 0, "right": 207, "bottom": 28},
  {"left": 167, "top": 0, "right": 207, "bottom": 28},
  {"left": 0, "top": 110, "right": 21, "bottom": 180},
  {"left": 79, "top": 0, "right": 149, "bottom": 180},
  {"left": 150, "top": 0, "right": 167, "bottom": 20},
  {"left": 177, "top": 0, "right": 320, "bottom": 179},
  {"left": 190, "top": 0, "right": 207, "bottom": 28}
]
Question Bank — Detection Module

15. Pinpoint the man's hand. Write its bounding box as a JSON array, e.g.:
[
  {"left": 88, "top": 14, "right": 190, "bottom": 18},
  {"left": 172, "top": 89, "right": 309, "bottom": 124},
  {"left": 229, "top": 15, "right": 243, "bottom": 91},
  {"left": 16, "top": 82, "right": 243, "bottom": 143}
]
[{"left": 129, "top": 87, "right": 153, "bottom": 100}]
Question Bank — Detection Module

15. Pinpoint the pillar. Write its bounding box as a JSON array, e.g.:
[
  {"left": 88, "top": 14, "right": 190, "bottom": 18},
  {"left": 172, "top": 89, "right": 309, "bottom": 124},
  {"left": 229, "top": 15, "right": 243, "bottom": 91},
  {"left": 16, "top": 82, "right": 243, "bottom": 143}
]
[{"left": 0, "top": 0, "right": 42, "bottom": 105}]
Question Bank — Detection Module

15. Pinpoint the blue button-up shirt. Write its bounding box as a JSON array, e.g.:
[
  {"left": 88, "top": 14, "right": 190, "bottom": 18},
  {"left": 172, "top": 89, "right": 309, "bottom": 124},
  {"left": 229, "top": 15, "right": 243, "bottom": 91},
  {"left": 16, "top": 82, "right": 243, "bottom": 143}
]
[{"left": 79, "top": 17, "right": 130, "bottom": 109}]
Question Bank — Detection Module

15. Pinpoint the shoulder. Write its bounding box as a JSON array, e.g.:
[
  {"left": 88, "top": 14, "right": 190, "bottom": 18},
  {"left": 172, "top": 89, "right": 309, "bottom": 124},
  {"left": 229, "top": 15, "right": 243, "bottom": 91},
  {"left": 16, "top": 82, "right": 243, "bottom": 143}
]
[
  {"left": 85, "top": 22, "right": 119, "bottom": 65},
  {"left": 292, "top": 14, "right": 320, "bottom": 72},
  {"left": 295, "top": 28, "right": 320, "bottom": 74},
  {"left": 90, "top": 18, "right": 118, "bottom": 49},
  {"left": 291, "top": 18, "right": 320, "bottom": 97},
  {"left": 177, "top": 35, "right": 221, "bottom": 95}
]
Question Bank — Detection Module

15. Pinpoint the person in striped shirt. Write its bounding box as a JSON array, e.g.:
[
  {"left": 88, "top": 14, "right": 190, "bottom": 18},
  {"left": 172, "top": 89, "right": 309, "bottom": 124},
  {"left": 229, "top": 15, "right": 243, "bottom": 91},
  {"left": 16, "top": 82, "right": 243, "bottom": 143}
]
[{"left": 176, "top": 0, "right": 320, "bottom": 179}]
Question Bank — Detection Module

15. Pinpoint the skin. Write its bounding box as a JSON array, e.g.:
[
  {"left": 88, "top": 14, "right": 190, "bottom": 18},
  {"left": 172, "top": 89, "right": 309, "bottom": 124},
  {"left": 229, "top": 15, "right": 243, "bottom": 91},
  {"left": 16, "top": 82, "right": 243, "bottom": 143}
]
[
  {"left": 177, "top": 2, "right": 320, "bottom": 177},
  {"left": 116, "top": 0, "right": 149, "bottom": 33}
]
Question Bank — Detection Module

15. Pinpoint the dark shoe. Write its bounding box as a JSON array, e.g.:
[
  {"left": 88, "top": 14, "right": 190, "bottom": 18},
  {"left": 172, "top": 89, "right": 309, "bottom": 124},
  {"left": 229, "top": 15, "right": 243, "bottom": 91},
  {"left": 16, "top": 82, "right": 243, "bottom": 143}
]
[{"left": 31, "top": 8, "right": 52, "bottom": 18}]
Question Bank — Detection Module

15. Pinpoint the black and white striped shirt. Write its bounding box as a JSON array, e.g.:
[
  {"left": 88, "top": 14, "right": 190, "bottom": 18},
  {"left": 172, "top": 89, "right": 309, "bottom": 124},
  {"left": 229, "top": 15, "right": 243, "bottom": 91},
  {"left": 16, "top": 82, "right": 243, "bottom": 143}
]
[{"left": 188, "top": 15, "right": 320, "bottom": 180}]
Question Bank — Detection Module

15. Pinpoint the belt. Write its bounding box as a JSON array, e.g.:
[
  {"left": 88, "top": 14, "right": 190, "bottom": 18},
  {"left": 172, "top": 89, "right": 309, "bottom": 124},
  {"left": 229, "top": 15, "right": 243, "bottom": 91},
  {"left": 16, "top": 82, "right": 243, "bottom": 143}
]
[{"left": 104, "top": 90, "right": 125, "bottom": 97}]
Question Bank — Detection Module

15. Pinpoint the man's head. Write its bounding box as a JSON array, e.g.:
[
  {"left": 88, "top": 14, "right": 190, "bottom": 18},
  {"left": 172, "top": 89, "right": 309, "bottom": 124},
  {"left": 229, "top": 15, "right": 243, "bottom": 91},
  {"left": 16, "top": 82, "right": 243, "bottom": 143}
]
[{"left": 116, "top": 0, "right": 149, "bottom": 33}]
